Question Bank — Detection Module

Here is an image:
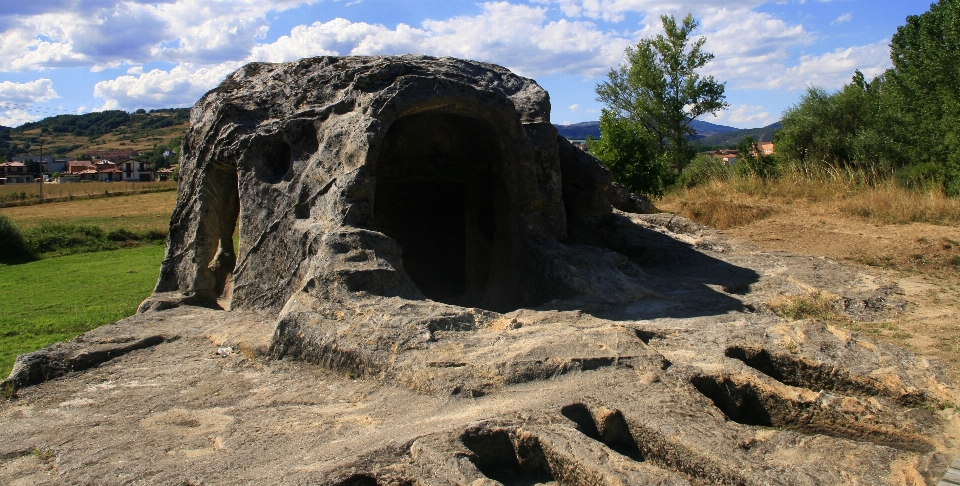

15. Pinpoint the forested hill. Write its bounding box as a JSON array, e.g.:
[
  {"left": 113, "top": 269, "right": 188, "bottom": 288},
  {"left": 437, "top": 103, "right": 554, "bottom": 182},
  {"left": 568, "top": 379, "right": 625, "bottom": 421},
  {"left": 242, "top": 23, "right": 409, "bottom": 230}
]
[
  {"left": 555, "top": 119, "right": 781, "bottom": 149},
  {"left": 1, "top": 108, "right": 190, "bottom": 160},
  {"left": 16, "top": 108, "right": 189, "bottom": 138},
  {"left": 555, "top": 119, "right": 742, "bottom": 140},
  {"left": 697, "top": 122, "right": 782, "bottom": 148}
]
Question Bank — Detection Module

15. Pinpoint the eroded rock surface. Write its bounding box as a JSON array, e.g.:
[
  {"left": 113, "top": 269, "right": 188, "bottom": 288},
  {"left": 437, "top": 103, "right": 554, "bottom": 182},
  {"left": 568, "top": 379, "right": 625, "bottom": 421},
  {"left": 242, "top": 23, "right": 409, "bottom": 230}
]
[{"left": 3, "top": 56, "right": 958, "bottom": 484}]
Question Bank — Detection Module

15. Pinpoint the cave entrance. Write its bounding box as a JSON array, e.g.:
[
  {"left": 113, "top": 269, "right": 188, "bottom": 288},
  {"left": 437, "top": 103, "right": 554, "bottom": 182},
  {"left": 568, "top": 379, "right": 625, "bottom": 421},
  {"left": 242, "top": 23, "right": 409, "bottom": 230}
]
[{"left": 374, "top": 112, "right": 504, "bottom": 308}]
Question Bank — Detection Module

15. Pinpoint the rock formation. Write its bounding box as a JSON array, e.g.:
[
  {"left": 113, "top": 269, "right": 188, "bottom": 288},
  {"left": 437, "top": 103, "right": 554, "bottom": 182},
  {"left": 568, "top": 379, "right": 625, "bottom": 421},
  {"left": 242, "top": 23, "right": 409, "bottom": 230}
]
[{"left": 3, "top": 56, "right": 958, "bottom": 484}]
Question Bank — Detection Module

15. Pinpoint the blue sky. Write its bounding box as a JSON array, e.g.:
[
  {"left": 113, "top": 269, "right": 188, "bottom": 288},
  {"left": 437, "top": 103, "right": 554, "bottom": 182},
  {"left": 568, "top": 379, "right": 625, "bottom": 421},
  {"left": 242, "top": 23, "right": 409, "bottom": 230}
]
[{"left": 0, "top": 0, "right": 935, "bottom": 129}]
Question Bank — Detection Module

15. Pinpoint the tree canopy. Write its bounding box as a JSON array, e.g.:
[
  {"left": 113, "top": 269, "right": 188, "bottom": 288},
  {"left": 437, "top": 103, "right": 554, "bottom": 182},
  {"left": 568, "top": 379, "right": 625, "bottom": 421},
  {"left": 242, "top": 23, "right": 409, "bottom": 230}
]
[
  {"left": 775, "top": 0, "right": 960, "bottom": 194},
  {"left": 592, "top": 14, "right": 727, "bottom": 197}
]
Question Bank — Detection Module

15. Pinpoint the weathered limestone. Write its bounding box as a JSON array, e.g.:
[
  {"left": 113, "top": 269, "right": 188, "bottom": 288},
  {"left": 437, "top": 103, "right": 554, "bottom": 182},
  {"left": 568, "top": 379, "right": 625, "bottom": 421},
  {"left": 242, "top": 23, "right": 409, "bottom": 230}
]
[{"left": 141, "top": 55, "right": 629, "bottom": 317}]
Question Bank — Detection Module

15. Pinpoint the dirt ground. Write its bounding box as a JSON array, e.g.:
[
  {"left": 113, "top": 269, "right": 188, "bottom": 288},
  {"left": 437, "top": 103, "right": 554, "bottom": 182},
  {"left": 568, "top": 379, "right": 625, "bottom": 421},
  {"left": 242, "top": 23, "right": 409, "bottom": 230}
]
[{"left": 660, "top": 199, "right": 960, "bottom": 384}]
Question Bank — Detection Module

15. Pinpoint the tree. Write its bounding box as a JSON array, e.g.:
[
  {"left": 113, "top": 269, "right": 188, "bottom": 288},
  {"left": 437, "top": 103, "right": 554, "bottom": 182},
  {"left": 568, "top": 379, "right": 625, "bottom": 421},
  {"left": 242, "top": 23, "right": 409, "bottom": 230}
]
[
  {"left": 588, "top": 111, "right": 665, "bottom": 197},
  {"left": 886, "top": 0, "right": 960, "bottom": 194},
  {"left": 774, "top": 0, "right": 960, "bottom": 194},
  {"left": 596, "top": 14, "right": 727, "bottom": 176}
]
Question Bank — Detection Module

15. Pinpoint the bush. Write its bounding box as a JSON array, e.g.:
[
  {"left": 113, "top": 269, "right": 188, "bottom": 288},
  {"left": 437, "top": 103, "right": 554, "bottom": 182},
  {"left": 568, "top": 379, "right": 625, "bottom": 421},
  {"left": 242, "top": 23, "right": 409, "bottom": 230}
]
[
  {"left": 27, "top": 223, "right": 109, "bottom": 255},
  {"left": 19, "top": 223, "right": 168, "bottom": 257},
  {"left": 0, "top": 214, "right": 35, "bottom": 264},
  {"left": 896, "top": 162, "right": 946, "bottom": 191},
  {"left": 674, "top": 154, "right": 730, "bottom": 188},
  {"left": 588, "top": 111, "right": 668, "bottom": 198}
]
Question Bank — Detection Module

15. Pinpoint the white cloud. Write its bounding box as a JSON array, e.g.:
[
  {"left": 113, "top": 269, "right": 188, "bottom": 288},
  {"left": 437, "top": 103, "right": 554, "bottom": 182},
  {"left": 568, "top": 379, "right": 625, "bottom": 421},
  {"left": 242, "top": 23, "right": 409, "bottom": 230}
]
[
  {"left": 696, "top": 9, "right": 811, "bottom": 90},
  {"left": 0, "top": 108, "right": 40, "bottom": 126},
  {"left": 93, "top": 62, "right": 240, "bottom": 110},
  {"left": 832, "top": 13, "right": 852, "bottom": 25},
  {"left": 763, "top": 41, "right": 891, "bottom": 91},
  {"left": 569, "top": 103, "right": 580, "bottom": 113},
  {"left": 0, "top": 78, "right": 58, "bottom": 103},
  {"left": 93, "top": 2, "right": 637, "bottom": 109},
  {"left": 546, "top": 0, "right": 766, "bottom": 23},
  {"left": 711, "top": 104, "right": 775, "bottom": 126},
  {"left": 0, "top": 0, "right": 319, "bottom": 71},
  {"left": 259, "top": 3, "right": 633, "bottom": 77}
]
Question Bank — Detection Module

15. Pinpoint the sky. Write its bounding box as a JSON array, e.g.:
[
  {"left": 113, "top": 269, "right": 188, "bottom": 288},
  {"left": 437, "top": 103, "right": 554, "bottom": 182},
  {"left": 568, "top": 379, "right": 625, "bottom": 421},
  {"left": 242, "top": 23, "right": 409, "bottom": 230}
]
[{"left": 0, "top": 0, "right": 936, "bottom": 129}]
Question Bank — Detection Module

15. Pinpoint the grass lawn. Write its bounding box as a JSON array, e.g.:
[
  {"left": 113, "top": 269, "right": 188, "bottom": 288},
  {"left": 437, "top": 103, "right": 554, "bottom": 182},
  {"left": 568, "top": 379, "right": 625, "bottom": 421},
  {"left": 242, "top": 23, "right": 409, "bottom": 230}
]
[{"left": 0, "top": 243, "right": 165, "bottom": 378}]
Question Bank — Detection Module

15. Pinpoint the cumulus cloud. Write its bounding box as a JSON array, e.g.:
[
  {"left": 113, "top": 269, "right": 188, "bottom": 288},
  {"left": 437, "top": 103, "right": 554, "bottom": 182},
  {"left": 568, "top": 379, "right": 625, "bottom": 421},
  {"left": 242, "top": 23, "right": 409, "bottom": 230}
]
[
  {"left": 544, "top": 0, "right": 766, "bottom": 23},
  {"left": 569, "top": 103, "right": 580, "bottom": 113},
  {"left": 711, "top": 104, "right": 775, "bottom": 126},
  {"left": 762, "top": 41, "right": 891, "bottom": 91},
  {"left": 252, "top": 3, "right": 632, "bottom": 77},
  {"left": 0, "top": 0, "right": 317, "bottom": 70},
  {"left": 0, "top": 78, "right": 59, "bottom": 103},
  {"left": 832, "top": 13, "right": 852, "bottom": 25},
  {"left": 93, "top": 2, "right": 636, "bottom": 109},
  {"left": 93, "top": 62, "right": 240, "bottom": 110},
  {"left": 0, "top": 107, "right": 42, "bottom": 127}
]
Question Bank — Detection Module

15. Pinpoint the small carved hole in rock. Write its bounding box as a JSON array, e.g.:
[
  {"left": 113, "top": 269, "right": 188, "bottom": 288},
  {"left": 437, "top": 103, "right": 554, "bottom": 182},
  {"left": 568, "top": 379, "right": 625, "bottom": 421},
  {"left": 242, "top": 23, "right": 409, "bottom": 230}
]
[
  {"left": 690, "top": 375, "right": 773, "bottom": 427},
  {"left": 460, "top": 429, "right": 554, "bottom": 485},
  {"left": 560, "top": 404, "right": 644, "bottom": 461},
  {"left": 336, "top": 474, "right": 378, "bottom": 486},
  {"left": 634, "top": 328, "right": 664, "bottom": 344},
  {"left": 257, "top": 139, "right": 292, "bottom": 183}
]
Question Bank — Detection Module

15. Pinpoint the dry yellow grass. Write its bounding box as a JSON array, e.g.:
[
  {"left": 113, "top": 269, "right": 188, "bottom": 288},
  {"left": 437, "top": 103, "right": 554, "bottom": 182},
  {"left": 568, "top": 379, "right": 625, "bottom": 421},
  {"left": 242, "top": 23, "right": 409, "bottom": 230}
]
[
  {"left": 1, "top": 180, "right": 176, "bottom": 204},
  {"left": 662, "top": 170, "right": 960, "bottom": 230},
  {"left": 0, "top": 190, "right": 177, "bottom": 233}
]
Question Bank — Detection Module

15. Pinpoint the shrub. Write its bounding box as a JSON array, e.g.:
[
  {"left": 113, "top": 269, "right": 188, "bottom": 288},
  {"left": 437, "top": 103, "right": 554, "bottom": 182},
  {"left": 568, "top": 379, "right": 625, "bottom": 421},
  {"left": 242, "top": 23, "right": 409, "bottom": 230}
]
[
  {"left": 0, "top": 214, "right": 35, "bottom": 264},
  {"left": 107, "top": 228, "right": 139, "bottom": 242},
  {"left": 26, "top": 223, "right": 109, "bottom": 255},
  {"left": 675, "top": 154, "right": 730, "bottom": 188},
  {"left": 896, "top": 162, "right": 945, "bottom": 191}
]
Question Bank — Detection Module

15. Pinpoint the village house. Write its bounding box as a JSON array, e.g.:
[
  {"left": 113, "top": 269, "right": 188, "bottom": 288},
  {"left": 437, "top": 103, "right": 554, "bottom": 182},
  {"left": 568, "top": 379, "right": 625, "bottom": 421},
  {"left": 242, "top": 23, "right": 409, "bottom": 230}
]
[
  {"left": 155, "top": 164, "right": 177, "bottom": 181},
  {"left": 708, "top": 149, "right": 739, "bottom": 165},
  {"left": 94, "top": 160, "right": 124, "bottom": 182},
  {"left": 121, "top": 158, "right": 155, "bottom": 182},
  {"left": 57, "top": 160, "right": 97, "bottom": 183},
  {"left": 706, "top": 143, "right": 775, "bottom": 166},
  {"left": 0, "top": 161, "right": 33, "bottom": 184}
]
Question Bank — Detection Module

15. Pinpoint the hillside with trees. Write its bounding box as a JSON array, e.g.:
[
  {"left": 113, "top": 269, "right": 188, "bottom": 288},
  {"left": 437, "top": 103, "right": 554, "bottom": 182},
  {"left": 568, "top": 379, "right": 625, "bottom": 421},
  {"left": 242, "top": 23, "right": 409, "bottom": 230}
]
[{"left": 1, "top": 108, "right": 189, "bottom": 162}]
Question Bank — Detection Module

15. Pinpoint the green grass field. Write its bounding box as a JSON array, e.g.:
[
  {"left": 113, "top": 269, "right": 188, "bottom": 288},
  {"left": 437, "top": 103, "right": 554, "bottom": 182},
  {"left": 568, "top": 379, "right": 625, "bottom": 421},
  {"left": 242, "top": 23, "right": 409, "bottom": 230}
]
[{"left": 0, "top": 243, "right": 165, "bottom": 377}]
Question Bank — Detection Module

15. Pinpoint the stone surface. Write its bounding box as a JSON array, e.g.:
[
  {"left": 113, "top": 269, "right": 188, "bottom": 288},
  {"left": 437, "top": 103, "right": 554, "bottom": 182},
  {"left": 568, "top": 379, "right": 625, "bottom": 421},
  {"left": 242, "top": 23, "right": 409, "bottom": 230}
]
[{"left": 3, "top": 56, "right": 959, "bottom": 484}]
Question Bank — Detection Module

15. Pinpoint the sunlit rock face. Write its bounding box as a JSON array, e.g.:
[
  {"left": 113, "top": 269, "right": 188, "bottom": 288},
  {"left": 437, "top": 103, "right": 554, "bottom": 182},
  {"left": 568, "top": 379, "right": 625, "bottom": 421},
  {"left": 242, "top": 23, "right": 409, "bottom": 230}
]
[{"left": 140, "top": 54, "right": 642, "bottom": 320}]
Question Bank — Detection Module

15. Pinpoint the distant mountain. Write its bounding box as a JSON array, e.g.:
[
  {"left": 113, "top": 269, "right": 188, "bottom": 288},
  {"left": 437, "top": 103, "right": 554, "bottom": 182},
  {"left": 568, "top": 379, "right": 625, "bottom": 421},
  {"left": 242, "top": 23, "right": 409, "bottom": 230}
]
[
  {"left": 553, "top": 121, "right": 598, "bottom": 139},
  {"left": 0, "top": 125, "right": 10, "bottom": 132},
  {"left": 696, "top": 122, "right": 782, "bottom": 148},
  {"left": 554, "top": 119, "right": 740, "bottom": 140}
]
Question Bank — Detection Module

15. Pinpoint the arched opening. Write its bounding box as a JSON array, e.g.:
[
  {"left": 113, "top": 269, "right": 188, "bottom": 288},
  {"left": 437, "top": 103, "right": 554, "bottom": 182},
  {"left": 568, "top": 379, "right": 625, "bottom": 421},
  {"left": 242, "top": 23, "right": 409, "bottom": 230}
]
[
  {"left": 193, "top": 160, "right": 240, "bottom": 309},
  {"left": 374, "top": 112, "right": 504, "bottom": 309}
]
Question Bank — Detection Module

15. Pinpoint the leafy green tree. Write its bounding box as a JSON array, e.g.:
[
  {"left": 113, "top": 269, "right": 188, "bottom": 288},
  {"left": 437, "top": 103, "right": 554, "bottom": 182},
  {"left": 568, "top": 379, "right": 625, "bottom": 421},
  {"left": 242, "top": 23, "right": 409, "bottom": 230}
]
[
  {"left": 886, "top": 0, "right": 960, "bottom": 194},
  {"left": 588, "top": 111, "right": 665, "bottom": 197},
  {"left": 775, "top": 72, "right": 904, "bottom": 173},
  {"left": 596, "top": 13, "right": 727, "bottom": 175}
]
